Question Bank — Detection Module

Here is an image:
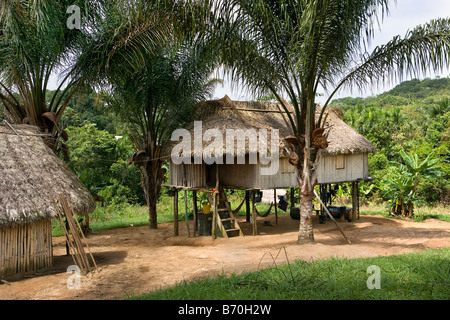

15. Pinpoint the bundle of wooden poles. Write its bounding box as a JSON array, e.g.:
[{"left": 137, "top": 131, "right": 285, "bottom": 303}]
[{"left": 54, "top": 194, "right": 97, "bottom": 274}]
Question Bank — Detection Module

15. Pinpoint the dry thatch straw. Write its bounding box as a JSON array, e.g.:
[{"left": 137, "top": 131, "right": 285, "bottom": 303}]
[
  {"left": 0, "top": 124, "right": 95, "bottom": 227},
  {"left": 165, "top": 95, "right": 375, "bottom": 159},
  {"left": 319, "top": 106, "right": 376, "bottom": 156}
]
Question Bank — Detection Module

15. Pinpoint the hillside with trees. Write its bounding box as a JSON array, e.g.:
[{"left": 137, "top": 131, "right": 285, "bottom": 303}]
[{"left": 331, "top": 77, "right": 449, "bottom": 209}]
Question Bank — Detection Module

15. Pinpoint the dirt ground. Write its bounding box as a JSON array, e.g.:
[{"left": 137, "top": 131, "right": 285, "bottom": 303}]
[{"left": 1, "top": 214, "right": 449, "bottom": 300}]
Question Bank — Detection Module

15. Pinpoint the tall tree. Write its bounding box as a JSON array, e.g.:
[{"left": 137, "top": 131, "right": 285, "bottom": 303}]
[
  {"left": 0, "top": 0, "right": 174, "bottom": 155},
  {"left": 103, "top": 40, "right": 220, "bottom": 228},
  {"left": 215, "top": 0, "right": 450, "bottom": 243},
  {"left": 0, "top": 0, "right": 93, "bottom": 153},
  {"left": 72, "top": 0, "right": 218, "bottom": 228}
]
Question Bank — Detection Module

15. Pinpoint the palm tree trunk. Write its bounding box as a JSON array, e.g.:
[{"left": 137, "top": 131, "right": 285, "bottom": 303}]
[
  {"left": 141, "top": 162, "right": 162, "bottom": 229},
  {"left": 298, "top": 185, "right": 315, "bottom": 244},
  {"left": 291, "top": 145, "right": 316, "bottom": 244},
  {"left": 296, "top": 98, "right": 316, "bottom": 244},
  {"left": 296, "top": 168, "right": 315, "bottom": 244}
]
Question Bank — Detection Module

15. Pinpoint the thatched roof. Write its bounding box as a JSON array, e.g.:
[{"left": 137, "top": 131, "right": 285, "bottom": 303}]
[
  {"left": 0, "top": 124, "right": 95, "bottom": 227},
  {"left": 167, "top": 95, "right": 375, "bottom": 160},
  {"left": 318, "top": 106, "right": 376, "bottom": 155}
]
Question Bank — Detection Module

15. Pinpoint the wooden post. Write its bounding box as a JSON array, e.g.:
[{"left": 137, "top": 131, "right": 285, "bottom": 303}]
[
  {"left": 251, "top": 190, "right": 257, "bottom": 235},
  {"left": 212, "top": 165, "right": 220, "bottom": 240},
  {"left": 65, "top": 218, "right": 70, "bottom": 256},
  {"left": 211, "top": 192, "right": 217, "bottom": 240},
  {"left": 357, "top": 182, "right": 360, "bottom": 220},
  {"left": 173, "top": 189, "right": 179, "bottom": 236},
  {"left": 184, "top": 190, "right": 190, "bottom": 238},
  {"left": 85, "top": 214, "right": 90, "bottom": 231},
  {"left": 352, "top": 182, "right": 359, "bottom": 222},
  {"left": 245, "top": 190, "right": 250, "bottom": 222},
  {"left": 274, "top": 188, "right": 278, "bottom": 224},
  {"left": 193, "top": 191, "right": 198, "bottom": 237},
  {"left": 290, "top": 188, "right": 295, "bottom": 207}
]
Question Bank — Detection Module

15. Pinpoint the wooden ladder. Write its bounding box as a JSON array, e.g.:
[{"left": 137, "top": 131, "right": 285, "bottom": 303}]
[{"left": 213, "top": 187, "right": 244, "bottom": 238}]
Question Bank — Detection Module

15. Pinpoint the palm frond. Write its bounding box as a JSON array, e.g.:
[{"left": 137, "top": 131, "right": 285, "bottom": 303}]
[{"left": 326, "top": 18, "right": 450, "bottom": 107}]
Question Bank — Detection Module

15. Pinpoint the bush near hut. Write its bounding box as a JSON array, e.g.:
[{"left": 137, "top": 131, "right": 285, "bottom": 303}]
[{"left": 65, "top": 124, "right": 145, "bottom": 205}]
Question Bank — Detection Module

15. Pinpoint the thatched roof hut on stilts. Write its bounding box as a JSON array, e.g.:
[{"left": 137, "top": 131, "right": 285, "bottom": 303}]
[
  {"left": 0, "top": 124, "right": 95, "bottom": 279},
  {"left": 164, "top": 96, "right": 375, "bottom": 239}
]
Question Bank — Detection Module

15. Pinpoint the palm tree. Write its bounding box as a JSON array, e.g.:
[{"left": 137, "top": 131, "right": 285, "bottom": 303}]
[
  {"left": 0, "top": 0, "right": 96, "bottom": 154},
  {"left": 71, "top": 0, "right": 218, "bottom": 229},
  {"left": 103, "top": 40, "right": 220, "bottom": 229},
  {"left": 0, "top": 0, "right": 181, "bottom": 155},
  {"left": 214, "top": 0, "right": 450, "bottom": 243}
]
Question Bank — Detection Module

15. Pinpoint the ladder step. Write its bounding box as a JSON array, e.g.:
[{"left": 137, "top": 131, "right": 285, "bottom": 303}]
[
  {"left": 218, "top": 208, "right": 229, "bottom": 212},
  {"left": 221, "top": 217, "right": 235, "bottom": 222},
  {"left": 225, "top": 228, "right": 240, "bottom": 232}
]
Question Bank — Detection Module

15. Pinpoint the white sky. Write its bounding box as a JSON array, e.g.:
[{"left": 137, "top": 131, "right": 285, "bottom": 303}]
[
  {"left": 213, "top": 0, "right": 450, "bottom": 103},
  {"left": 48, "top": 0, "right": 449, "bottom": 102}
]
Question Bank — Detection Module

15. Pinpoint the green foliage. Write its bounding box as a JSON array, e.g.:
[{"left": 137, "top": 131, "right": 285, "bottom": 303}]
[
  {"left": 65, "top": 124, "right": 118, "bottom": 190},
  {"left": 334, "top": 77, "right": 450, "bottom": 207},
  {"left": 58, "top": 86, "right": 117, "bottom": 133},
  {"left": 0, "top": 0, "right": 102, "bottom": 148},
  {"left": 65, "top": 123, "right": 144, "bottom": 205},
  {"left": 380, "top": 150, "right": 443, "bottom": 215}
]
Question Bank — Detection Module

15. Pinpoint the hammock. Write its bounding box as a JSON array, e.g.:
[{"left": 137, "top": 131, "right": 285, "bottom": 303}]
[
  {"left": 254, "top": 202, "right": 273, "bottom": 217},
  {"left": 231, "top": 195, "right": 273, "bottom": 217},
  {"left": 232, "top": 197, "right": 246, "bottom": 215}
]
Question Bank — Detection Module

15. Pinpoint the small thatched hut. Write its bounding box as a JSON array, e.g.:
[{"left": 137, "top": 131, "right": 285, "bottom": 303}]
[
  {"left": 165, "top": 96, "right": 376, "bottom": 238},
  {"left": 0, "top": 124, "right": 95, "bottom": 278},
  {"left": 168, "top": 95, "right": 375, "bottom": 189}
]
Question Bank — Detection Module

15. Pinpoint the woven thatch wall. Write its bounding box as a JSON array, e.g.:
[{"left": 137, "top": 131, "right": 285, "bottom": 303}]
[
  {"left": 0, "top": 220, "right": 52, "bottom": 278},
  {"left": 316, "top": 152, "right": 370, "bottom": 184}
]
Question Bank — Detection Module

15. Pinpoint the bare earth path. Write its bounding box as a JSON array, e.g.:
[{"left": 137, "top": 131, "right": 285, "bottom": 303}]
[{"left": 1, "top": 214, "right": 449, "bottom": 300}]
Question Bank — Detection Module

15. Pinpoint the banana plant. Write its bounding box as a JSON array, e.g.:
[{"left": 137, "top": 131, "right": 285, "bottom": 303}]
[{"left": 382, "top": 150, "right": 442, "bottom": 216}]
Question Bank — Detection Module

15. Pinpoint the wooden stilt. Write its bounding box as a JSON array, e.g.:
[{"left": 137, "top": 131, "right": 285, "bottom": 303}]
[
  {"left": 184, "top": 190, "right": 190, "bottom": 237},
  {"left": 245, "top": 190, "right": 250, "bottom": 222},
  {"left": 274, "top": 188, "right": 278, "bottom": 224},
  {"left": 193, "top": 191, "right": 198, "bottom": 237},
  {"left": 352, "top": 182, "right": 359, "bottom": 221},
  {"left": 290, "top": 188, "right": 295, "bottom": 207},
  {"left": 357, "top": 182, "right": 360, "bottom": 220},
  {"left": 212, "top": 165, "right": 220, "bottom": 239},
  {"left": 173, "top": 189, "right": 179, "bottom": 236},
  {"left": 211, "top": 192, "right": 217, "bottom": 240},
  {"left": 251, "top": 190, "right": 257, "bottom": 236}
]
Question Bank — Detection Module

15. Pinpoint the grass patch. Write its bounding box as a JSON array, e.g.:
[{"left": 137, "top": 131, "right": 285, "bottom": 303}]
[
  {"left": 51, "top": 197, "right": 189, "bottom": 236},
  {"left": 51, "top": 195, "right": 449, "bottom": 237},
  {"left": 129, "top": 248, "right": 450, "bottom": 300},
  {"left": 345, "top": 202, "right": 450, "bottom": 222}
]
